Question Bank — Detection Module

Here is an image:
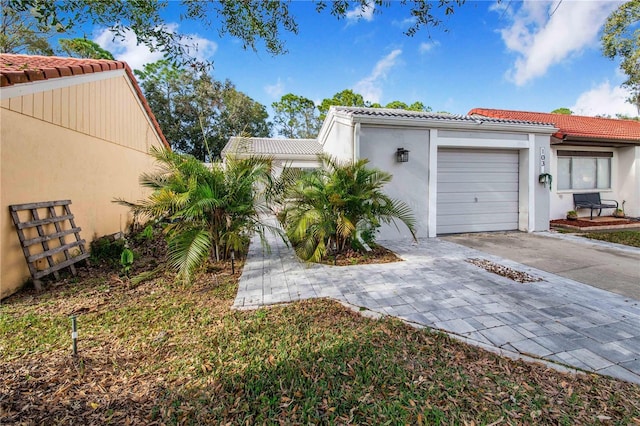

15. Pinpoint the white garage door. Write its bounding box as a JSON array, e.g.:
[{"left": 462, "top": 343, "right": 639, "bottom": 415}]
[{"left": 437, "top": 149, "right": 519, "bottom": 234}]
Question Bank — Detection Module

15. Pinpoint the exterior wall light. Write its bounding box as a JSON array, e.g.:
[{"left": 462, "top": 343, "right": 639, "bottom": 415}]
[{"left": 396, "top": 148, "right": 409, "bottom": 163}]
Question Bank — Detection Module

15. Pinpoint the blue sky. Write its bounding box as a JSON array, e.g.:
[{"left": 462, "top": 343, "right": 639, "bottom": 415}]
[{"left": 90, "top": 1, "right": 637, "bottom": 120}]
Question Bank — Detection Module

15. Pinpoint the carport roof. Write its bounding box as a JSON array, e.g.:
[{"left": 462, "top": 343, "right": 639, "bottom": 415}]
[
  {"left": 223, "top": 137, "right": 322, "bottom": 157},
  {"left": 469, "top": 108, "right": 640, "bottom": 145}
]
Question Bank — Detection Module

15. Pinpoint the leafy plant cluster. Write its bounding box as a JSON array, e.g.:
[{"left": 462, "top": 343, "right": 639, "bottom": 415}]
[
  {"left": 119, "top": 147, "right": 280, "bottom": 282},
  {"left": 278, "top": 154, "right": 416, "bottom": 262},
  {"left": 118, "top": 148, "right": 415, "bottom": 280}
]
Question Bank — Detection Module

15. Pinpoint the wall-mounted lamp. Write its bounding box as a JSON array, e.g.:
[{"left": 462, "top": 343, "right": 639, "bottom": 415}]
[{"left": 396, "top": 148, "right": 409, "bottom": 163}]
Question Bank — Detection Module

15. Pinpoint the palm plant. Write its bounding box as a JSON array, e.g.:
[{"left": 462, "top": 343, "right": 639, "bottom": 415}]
[
  {"left": 281, "top": 154, "right": 416, "bottom": 262},
  {"left": 118, "top": 146, "right": 281, "bottom": 282}
]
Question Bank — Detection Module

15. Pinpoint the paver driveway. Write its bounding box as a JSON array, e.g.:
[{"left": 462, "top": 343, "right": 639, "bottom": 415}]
[{"left": 233, "top": 228, "right": 640, "bottom": 385}]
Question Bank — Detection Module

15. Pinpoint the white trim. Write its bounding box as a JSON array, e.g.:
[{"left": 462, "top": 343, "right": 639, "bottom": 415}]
[
  {"left": 528, "top": 134, "right": 536, "bottom": 232},
  {"left": 353, "top": 122, "right": 360, "bottom": 161},
  {"left": 428, "top": 128, "right": 438, "bottom": 238},
  {"left": 436, "top": 138, "right": 530, "bottom": 149},
  {"left": 0, "top": 69, "right": 126, "bottom": 100}
]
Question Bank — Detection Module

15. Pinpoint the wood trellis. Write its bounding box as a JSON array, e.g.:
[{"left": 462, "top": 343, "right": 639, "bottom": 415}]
[{"left": 9, "top": 200, "right": 90, "bottom": 289}]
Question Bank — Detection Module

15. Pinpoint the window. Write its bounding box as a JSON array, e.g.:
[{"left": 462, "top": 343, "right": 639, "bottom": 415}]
[{"left": 557, "top": 151, "right": 612, "bottom": 191}]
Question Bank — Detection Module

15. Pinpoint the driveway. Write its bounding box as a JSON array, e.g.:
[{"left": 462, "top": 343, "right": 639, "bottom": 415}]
[
  {"left": 234, "top": 225, "right": 640, "bottom": 385},
  {"left": 442, "top": 232, "right": 640, "bottom": 301}
]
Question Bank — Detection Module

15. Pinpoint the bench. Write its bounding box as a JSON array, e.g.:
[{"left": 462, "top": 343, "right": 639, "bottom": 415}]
[{"left": 573, "top": 193, "right": 618, "bottom": 220}]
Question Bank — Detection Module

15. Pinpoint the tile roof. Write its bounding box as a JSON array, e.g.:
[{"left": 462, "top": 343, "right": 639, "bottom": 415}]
[
  {"left": 332, "top": 106, "right": 555, "bottom": 127},
  {"left": 469, "top": 108, "right": 640, "bottom": 143},
  {"left": 223, "top": 137, "right": 322, "bottom": 156},
  {"left": 0, "top": 54, "right": 170, "bottom": 149}
]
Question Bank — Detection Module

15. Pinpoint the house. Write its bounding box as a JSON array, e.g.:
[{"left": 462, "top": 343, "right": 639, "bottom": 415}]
[
  {"left": 222, "top": 136, "right": 322, "bottom": 175},
  {"left": 224, "top": 107, "right": 557, "bottom": 240},
  {"left": 1, "top": 54, "right": 169, "bottom": 299},
  {"left": 469, "top": 109, "right": 640, "bottom": 219}
]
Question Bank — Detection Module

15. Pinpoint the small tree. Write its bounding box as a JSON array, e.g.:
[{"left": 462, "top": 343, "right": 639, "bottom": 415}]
[
  {"left": 281, "top": 154, "right": 416, "bottom": 262},
  {"left": 118, "top": 147, "right": 281, "bottom": 281}
]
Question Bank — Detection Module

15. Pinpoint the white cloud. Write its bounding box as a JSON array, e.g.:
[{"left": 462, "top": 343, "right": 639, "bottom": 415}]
[
  {"left": 265, "top": 79, "right": 285, "bottom": 99},
  {"left": 353, "top": 49, "right": 402, "bottom": 104},
  {"left": 496, "top": 1, "right": 620, "bottom": 86},
  {"left": 93, "top": 25, "right": 217, "bottom": 71},
  {"left": 346, "top": 2, "right": 375, "bottom": 22},
  {"left": 571, "top": 81, "right": 638, "bottom": 117},
  {"left": 419, "top": 41, "right": 440, "bottom": 54}
]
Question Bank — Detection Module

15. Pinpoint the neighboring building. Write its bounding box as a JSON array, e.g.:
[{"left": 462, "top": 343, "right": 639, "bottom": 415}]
[
  {"left": 317, "top": 107, "right": 556, "bottom": 239},
  {"left": 469, "top": 109, "right": 640, "bottom": 219},
  {"left": 1, "top": 54, "right": 169, "bottom": 299},
  {"left": 222, "top": 136, "right": 322, "bottom": 176}
]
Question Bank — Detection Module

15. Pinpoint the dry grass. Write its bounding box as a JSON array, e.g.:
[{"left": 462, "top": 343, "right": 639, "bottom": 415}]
[{"left": 1, "top": 241, "right": 639, "bottom": 425}]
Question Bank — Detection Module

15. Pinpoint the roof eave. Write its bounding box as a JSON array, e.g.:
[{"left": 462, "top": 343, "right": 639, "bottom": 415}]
[
  {"left": 556, "top": 135, "right": 640, "bottom": 147},
  {"left": 350, "top": 114, "right": 557, "bottom": 134}
]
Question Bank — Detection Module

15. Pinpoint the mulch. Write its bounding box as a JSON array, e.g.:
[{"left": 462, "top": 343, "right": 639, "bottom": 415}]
[{"left": 551, "top": 218, "right": 637, "bottom": 228}]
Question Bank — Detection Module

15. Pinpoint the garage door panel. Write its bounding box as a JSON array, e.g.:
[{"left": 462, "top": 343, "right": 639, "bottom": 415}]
[
  {"left": 437, "top": 201, "right": 519, "bottom": 215},
  {"left": 437, "top": 192, "right": 519, "bottom": 203},
  {"left": 437, "top": 220, "right": 519, "bottom": 234},
  {"left": 438, "top": 150, "right": 518, "bottom": 163},
  {"left": 437, "top": 182, "right": 519, "bottom": 193},
  {"left": 438, "top": 171, "right": 519, "bottom": 183},
  {"left": 437, "top": 148, "right": 519, "bottom": 234}
]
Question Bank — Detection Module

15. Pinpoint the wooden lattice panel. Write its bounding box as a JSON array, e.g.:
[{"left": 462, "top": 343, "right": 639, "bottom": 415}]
[{"left": 9, "top": 200, "right": 90, "bottom": 288}]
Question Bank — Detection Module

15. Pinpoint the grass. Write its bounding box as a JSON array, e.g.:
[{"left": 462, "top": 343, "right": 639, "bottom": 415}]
[
  {"left": 581, "top": 230, "right": 640, "bottom": 248},
  {"left": 1, "top": 263, "right": 640, "bottom": 424}
]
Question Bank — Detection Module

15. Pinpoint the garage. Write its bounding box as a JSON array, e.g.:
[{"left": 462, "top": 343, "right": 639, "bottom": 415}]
[{"left": 437, "top": 148, "right": 519, "bottom": 234}]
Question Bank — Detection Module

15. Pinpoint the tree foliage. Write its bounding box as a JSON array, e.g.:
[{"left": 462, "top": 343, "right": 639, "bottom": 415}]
[
  {"left": 7, "top": 0, "right": 465, "bottom": 65},
  {"left": 551, "top": 108, "right": 573, "bottom": 115},
  {"left": 280, "top": 154, "right": 416, "bottom": 263},
  {"left": 272, "top": 93, "right": 322, "bottom": 138},
  {"left": 59, "top": 38, "right": 114, "bottom": 59},
  {"left": 135, "top": 60, "right": 271, "bottom": 161},
  {"left": 118, "top": 147, "right": 281, "bottom": 281},
  {"left": 602, "top": 0, "right": 640, "bottom": 112},
  {"left": 0, "top": 0, "right": 55, "bottom": 54}
]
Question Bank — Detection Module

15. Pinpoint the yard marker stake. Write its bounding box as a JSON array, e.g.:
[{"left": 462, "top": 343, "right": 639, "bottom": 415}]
[
  {"left": 71, "top": 316, "right": 78, "bottom": 356},
  {"left": 231, "top": 250, "right": 235, "bottom": 275}
]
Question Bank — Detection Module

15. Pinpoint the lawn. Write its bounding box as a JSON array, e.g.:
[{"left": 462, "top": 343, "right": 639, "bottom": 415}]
[
  {"left": 2, "top": 261, "right": 640, "bottom": 425},
  {"left": 581, "top": 230, "right": 640, "bottom": 248}
]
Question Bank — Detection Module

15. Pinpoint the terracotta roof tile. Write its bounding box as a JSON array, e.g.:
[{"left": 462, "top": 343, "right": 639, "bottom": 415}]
[
  {"left": 469, "top": 108, "right": 640, "bottom": 143},
  {"left": 0, "top": 54, "right": 169, "bottom": 149}
]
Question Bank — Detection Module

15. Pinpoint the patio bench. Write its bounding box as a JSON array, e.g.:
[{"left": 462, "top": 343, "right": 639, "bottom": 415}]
[{"left": 573, "top": 192, "right": 618, "bottom": 220}]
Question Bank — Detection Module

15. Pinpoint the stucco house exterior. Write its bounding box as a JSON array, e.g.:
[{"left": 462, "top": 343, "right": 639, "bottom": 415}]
[
  {"left": 469, "top": 109, "right": 640, "bottom": 220},
  {"left": 224, "top": 107, "right": 557, "bottom": 240},
  {"left": 1, "top": 54, "right": 169, "bottom": 299}
]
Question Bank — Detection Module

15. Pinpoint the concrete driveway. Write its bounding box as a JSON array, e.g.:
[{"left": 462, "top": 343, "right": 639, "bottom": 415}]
[{"left": 442, "top": 232, "right": 640, "bottom": 301}]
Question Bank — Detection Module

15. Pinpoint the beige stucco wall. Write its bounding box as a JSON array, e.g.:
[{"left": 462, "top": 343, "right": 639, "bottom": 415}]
[{"left": 1, "top": 71, "right": 165, "bottom": 299}]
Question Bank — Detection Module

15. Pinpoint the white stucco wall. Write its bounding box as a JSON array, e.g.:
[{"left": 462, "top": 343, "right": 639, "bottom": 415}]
[
  {"left": 617, "top": 146, "right": 640, "bottom": 217},
  {"left": 320, "top": 116, "right": 354, "bottom": 161},
  {"left": 358, "top": 126, "right": 430, "bottom": 240}
]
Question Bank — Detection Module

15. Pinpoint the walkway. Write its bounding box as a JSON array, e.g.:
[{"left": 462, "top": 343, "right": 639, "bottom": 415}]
[{"left": 233, "top": 228, "right": 640, "bottom": 385}]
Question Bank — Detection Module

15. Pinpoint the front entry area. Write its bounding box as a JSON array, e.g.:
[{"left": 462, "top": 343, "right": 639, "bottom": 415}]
[{"left": 437, "top": 148, "right": 519, "bottom": 234}]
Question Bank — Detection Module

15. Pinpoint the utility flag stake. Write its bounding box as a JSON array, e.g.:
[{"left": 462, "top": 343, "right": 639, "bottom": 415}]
[{"left": 71, "top": 316, "right": 78, "bottom": 356}]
